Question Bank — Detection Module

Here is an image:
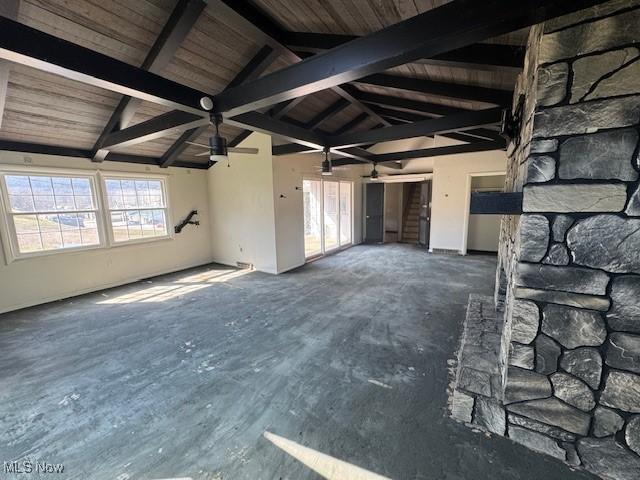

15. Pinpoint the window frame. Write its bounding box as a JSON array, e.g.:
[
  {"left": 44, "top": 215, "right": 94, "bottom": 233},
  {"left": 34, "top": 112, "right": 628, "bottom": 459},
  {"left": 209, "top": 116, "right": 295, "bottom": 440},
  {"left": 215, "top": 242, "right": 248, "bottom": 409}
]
[
  {"left": 99, "top": 171, "right": 174, "bottom": 247},
  {"left": 0, "top": 166, "right": 106, "bottom": 262}
]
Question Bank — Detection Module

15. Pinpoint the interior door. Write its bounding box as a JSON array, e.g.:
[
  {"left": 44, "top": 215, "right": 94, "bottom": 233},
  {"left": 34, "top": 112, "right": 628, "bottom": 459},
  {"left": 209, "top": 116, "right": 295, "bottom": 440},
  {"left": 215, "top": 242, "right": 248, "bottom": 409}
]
[
  {"left": 365, "top": 183, "right": 384, "bottom": 243},
  {"left": 419, "top": 181, "right": 432, "bottom": 247}
]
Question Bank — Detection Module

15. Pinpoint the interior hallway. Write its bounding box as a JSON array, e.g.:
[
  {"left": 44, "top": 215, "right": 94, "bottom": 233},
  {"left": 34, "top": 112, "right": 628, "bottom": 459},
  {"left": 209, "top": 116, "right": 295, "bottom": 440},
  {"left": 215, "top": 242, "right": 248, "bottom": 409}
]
[{"left": 0, "top": 245, "right": 596, "bottom": 479}]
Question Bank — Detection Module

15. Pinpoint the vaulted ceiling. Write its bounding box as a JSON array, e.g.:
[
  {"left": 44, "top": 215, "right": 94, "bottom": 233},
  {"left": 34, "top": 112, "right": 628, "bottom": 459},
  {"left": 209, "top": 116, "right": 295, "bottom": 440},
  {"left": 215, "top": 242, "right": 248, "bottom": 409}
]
[{"left": 0, "top": 0, "right": 607, "bottom": 169}]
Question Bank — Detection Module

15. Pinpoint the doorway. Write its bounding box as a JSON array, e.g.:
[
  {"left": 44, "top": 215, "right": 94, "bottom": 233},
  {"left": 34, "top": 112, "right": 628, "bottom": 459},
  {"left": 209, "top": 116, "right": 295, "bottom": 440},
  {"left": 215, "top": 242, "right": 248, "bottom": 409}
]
[
  {"left": 303, "top": 178, "right": 353, "bottom": 260},
  {"left": 365, "top": 183, "right": 384, "bottom": 243},
  {"left": 367, "top": 180, "right": 432, "bottom": 247},
  {"left": 464, "top": 174, "right": 505, "bottom": 254}
]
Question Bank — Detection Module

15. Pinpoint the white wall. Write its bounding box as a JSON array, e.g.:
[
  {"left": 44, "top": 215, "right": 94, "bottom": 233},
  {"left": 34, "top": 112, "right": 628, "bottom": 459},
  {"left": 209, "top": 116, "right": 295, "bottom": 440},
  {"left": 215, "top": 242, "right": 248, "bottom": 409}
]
[
  {"left": 467, "top": 215, "right": 502, "bottom": 252},
  {"left": 0, "top": 151, "right": 213, "bottom": 313},
  {"left": 207, "top": 132, "right": 279, "bottom": 273},
  {"left": 272, "top": 152, "right": 365, "bottom": 272}
]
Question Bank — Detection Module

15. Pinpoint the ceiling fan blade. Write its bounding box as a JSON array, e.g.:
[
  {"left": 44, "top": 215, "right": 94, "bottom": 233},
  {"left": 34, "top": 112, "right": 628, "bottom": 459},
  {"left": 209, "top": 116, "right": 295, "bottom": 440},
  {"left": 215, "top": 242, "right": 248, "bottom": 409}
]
[
  {"left": 186, "top": 141, "right": 209, "bottom": 148},
  {"left": 228, "top": 147, "right": 259, "bottom": 155}
]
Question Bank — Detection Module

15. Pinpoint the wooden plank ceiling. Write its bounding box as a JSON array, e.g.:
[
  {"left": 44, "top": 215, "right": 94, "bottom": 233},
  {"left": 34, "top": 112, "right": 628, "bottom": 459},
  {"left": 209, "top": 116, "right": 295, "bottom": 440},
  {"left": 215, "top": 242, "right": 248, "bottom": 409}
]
[{"left": 0, "top": 0, "right": 527, "bottom": 166}]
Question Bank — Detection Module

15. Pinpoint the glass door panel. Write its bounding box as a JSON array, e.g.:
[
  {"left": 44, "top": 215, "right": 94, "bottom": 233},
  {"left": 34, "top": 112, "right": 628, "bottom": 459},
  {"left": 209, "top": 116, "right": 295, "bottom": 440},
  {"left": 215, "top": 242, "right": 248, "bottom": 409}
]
[
  {"left": 303, "top": 179, "right": 322, "bottom": 258},
  {"left": 339, "top": 182, "right": 352, "bottom": 246},
  {"left": 323, "top": 181, "right": 339, "bottom": 251}
]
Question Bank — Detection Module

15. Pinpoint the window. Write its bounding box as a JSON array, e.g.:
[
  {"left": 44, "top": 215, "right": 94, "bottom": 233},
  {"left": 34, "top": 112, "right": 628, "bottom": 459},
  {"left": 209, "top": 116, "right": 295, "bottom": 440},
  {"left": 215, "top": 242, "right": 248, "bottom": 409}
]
[
  {"left": 103, "top": 176, "right": 169, "bottom": 243},
  {"left": 0, "top": 173, "right": 101, "bottom": 256}
]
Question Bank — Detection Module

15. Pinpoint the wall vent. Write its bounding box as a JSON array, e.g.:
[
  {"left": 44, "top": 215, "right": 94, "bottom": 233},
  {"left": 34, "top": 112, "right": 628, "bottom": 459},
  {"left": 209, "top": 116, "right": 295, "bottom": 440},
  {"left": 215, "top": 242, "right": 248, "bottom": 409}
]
[
  {"left": 236, "top": 261, "right": 254, "bottom": 270},
  {"left": 431, "top": 248, "right": 460, "bottom": 255}
]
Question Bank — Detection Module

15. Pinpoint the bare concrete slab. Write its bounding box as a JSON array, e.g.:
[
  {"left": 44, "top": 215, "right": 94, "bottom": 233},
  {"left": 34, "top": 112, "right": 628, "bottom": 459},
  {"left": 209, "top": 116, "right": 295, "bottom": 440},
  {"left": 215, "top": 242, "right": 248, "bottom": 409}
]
[{"left": 0, "top": 244, "right": 596, "bottom": 479}]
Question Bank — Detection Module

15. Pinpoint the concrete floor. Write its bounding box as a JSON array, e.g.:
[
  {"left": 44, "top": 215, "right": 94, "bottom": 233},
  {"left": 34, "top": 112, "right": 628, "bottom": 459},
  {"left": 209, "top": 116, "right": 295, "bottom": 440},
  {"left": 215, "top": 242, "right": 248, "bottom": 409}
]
[{"left": 0, "top": 244, "right": 597, "bottom": 480}]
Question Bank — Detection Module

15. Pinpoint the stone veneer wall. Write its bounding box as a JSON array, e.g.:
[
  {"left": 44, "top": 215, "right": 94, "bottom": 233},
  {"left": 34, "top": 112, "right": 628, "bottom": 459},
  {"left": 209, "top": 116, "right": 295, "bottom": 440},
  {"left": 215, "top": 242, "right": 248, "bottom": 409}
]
[{"left": 495, "top": 1, "right": 640, "bottom": 479}]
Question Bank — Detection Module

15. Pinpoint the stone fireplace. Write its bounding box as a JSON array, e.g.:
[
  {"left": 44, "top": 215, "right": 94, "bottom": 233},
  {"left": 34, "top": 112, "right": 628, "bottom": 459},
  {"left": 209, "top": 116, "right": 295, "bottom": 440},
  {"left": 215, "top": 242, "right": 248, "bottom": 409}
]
[{"left": 450, "top": 2, "right": 640, "bottom": 479}]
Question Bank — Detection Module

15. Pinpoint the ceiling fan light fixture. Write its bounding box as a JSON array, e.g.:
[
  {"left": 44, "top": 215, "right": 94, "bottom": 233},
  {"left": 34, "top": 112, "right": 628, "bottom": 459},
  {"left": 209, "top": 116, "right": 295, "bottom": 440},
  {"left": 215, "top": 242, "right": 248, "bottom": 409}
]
[
  {"left": 209, "top": 134, "right": 228, "bottom": 157},
  {"left": 321, "top": 149, "right": 332, "bottom": 176},
  {"left": 321, "top": 159, "right": 333, "bottom": 176}
]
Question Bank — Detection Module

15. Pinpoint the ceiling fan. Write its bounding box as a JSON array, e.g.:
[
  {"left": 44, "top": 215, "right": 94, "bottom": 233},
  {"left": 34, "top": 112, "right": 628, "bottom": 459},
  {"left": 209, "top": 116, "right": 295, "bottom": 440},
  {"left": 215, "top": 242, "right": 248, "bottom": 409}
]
[{"left": 187, "top": 114, "right": 259, "bottom": 167}]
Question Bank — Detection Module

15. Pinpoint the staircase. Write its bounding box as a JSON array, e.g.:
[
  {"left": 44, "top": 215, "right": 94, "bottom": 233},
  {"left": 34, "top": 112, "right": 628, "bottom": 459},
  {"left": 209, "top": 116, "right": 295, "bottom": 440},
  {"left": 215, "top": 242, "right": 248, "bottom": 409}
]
[{"left": 401, "top": 184, "right": 421, "bottom": 244}]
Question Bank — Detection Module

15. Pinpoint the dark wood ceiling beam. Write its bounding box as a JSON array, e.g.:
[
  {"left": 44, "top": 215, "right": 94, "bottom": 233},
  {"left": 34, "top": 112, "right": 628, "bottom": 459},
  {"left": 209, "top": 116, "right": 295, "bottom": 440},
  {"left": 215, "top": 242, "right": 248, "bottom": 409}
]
[
  {"left": 101, "top": 110, "right": 209, "bottom": 151},
  {"left": 0, "top": 140, "right": 207, "bottom": 169},
  {"left": 224, "top": 111, "right": 326, "bottom": 149},
  {"left": 332, "top": 139, "right": 506, "bottom": 166},
  {"left": 0, "top": 0, "right": 19, "bottom": 130},
  {"left": 91, "top": 0, "right": 207, "bottom": 162},
  {"left": 334, "top": 158, "right": 403, "bottom": 169},
  {"left": 272, "top": 143, "right": 314, "bottom": 156},
  {"left": 337, "top": 147, "right": 403, "bottom": 169},
  {"left": 329, "top": 107, "right": 503, "bottom": 148},
  {"left": 368, "top": 104, "right": 502, "bottom": 143},
  {"left": 213, "top": 0, "right": 606, "bottom": 115},
  {"left": 330, "top": 146, "right": 375, "bottom": 163},
  {"left": 212, "top": 0, "right": 390, "bottom": 125},
  {"left": 270, "top": 144, "right": 400, "bottom": 170},
  {"left": 372, "top": 140, "right": 507, "bottom": 162},
  {"left": 161, "top": 44, "right": 280, "bottom": 167},
  {"left": 0, "top": 17, "right": 210, "bottom": 114},
  {"left": 285, "top": 32, "right": 525, "bottom": 71},
  {"left": 368, "top": 105, "right": 479, "bottom": 144},
  {"left": 354, "top": 73, "right": 513, "bottom": 106}
]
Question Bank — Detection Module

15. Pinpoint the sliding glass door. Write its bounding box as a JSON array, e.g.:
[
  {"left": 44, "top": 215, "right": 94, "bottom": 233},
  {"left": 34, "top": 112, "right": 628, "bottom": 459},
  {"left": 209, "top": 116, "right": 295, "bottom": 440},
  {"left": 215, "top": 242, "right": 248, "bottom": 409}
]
[
  {"left": 323, "top": 181, "right": 339, "bottom": 252},
  {"left": 339, "top": 181, "right": 352, "bottom": 246},
  {"left": 303, "top": 178, "right": 353, "bottom": 259},
  {"left": 303, "top": 179, "right": 323, "bottom": 258}
]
